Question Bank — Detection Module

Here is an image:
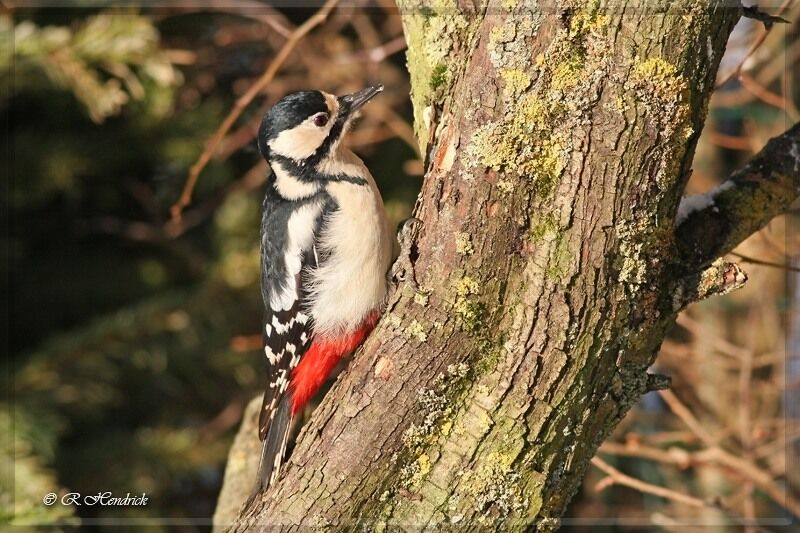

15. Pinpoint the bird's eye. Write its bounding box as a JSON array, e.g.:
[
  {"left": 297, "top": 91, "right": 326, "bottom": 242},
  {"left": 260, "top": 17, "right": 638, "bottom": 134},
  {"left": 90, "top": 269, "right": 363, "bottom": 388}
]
[{"left": 313, "top": 113, "right": 329, "bottom": 127}]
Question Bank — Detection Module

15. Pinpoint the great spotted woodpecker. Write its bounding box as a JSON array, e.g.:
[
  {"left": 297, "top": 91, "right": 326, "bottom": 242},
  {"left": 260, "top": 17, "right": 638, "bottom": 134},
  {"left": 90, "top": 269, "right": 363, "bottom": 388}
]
[{"left": 250, "top": 86, "right": 391, "bottom": 498}]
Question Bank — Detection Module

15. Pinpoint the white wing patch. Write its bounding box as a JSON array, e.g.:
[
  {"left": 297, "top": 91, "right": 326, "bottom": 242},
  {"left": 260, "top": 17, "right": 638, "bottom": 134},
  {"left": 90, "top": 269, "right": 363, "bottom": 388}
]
[
  {"left": 264, "top": 345, "right": 279, "bottom": 365},
  {"left": 269, "top": 201, "right": 323, "bottom": 311}
]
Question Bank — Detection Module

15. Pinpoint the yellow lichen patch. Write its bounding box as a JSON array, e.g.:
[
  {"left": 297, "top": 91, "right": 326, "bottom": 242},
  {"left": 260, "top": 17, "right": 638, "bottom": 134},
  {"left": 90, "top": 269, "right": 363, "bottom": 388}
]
[
  {"left": 385, "top": 314, "right": 402, "bottom": 328},
  {"left": 466, "top": 0, "right": 616, "bottom": 200},
  {"left": 454, "top": 276, "right": 479, "bottom": 298},
  {"left": 529, "top": 212, "right": 559, "bottom": 243},
  {"left": 440, "top": 419, "right": 453, "bottom": 436},
  {"left": 455, "top": 232, "right": 474, "bottom": 255},
  {"left": 495, "top": 178, "right": 514, "bottom": 195},
  {"left": 405, "top": 319, "right": 428, "bottom": 343},
  {"left": 409, "top": 453, "right": 432, "bottom": 487},
  {"left": 489, "top": 22, "right": 516, "bottom": 51},
  {"left": 454, "top": 275, "right": 481, "bottom": 331},
  {"left": 446, "top": 362, "right": 469, "bottom": 377},
  {"left": 468, "top": 93, "right": 567, "bottom": 195},
  {"left": 549, "top": 53, "right": 583, "bottom": 93},
  {"left": 628, "top": 55, "right": 693, "bottom": 189},
  {"left": 396, "top": 363, "right": 477, "bottom": 493},
  {"left": 530, "top": 139, "right": 567, "bottom": 196},
  {"left": 499, "top": 68, "right": 531, "bottom": 96},
  {"left": 546, "top": 234, "right": 572, "bottom": 282},
  {"left": 568, "top": 0, "right": 608, "bottom": 38},
  {"left": 413, "top": 290, "right": 430, "bottom": 306},
  {"left": 400, "top": 452, "right": 431, "bottom": 489},
  {"left": 632, "top": 57, "right": 688, "bottom": 97},
  {"left": 459, "top": 452, "right": 524, "bottom": 515},
  {"left": 487, "top": 12, "right": 540, "bottom": 71},
  {"left": 470, "top": 122, "right": 515, "bottom": 170},
  {"left": 615, "top": 219, "right": 671, "bottom": 288},
  {"left": 619, "top": 241, "right": 646, "bottom": 285}
]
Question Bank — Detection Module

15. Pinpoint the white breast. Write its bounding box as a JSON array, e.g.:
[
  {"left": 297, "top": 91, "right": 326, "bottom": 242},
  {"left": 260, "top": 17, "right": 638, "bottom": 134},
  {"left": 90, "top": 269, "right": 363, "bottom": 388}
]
[{"left": 308, "top": 150, "right": 392, "bottom": 336}]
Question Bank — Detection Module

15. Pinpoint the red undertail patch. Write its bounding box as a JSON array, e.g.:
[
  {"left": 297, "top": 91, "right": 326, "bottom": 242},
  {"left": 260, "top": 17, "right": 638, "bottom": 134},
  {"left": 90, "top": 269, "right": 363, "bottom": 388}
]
[{"left": 289, "top": 311, "right": 379, "bottom": 414}]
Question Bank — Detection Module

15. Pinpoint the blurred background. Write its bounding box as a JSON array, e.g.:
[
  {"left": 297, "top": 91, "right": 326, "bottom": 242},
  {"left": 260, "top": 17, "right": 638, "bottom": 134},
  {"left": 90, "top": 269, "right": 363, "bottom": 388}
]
[{"left": 2, "top": 1, "right": 798, "bottom": 530}]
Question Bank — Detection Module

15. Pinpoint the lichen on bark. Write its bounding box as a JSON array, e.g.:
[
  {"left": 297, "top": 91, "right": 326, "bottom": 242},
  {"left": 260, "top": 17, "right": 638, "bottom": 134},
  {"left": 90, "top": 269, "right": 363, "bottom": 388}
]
[{"left": 398, "top": 0, "right": 487, "bottom": 151}]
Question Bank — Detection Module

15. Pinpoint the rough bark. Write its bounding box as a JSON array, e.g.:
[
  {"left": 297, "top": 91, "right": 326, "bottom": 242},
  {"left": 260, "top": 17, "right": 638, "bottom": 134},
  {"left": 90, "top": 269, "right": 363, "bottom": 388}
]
[{"left": 216, "top": 1, "right": 798, "bottom": 530}]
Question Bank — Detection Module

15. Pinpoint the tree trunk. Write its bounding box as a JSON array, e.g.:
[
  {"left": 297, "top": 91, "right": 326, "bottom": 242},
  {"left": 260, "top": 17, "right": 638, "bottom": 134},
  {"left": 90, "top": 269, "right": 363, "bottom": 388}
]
[{"left": 218, "top": 1, "right": 799, "bottom": 530}]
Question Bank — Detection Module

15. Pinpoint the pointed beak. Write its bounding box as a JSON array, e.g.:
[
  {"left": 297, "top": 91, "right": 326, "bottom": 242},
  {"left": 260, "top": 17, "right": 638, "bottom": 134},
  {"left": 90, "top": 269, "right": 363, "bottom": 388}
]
[{"left": 339, "top": 85, "right": 383, "bottom": 115}]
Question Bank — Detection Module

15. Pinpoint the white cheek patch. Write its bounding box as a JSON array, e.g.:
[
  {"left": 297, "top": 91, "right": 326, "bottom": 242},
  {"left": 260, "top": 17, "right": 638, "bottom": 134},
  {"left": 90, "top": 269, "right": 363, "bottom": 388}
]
[
  {"left": 267, "top": 95, "right": 338, "bottom": 161},
  {"left": 268, "top": 122, "right": 329, "bottom": 160}
]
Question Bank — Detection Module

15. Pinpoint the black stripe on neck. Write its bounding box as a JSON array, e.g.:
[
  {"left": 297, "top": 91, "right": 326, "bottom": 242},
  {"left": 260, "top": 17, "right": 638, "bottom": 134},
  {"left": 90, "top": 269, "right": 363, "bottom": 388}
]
[
  {"left": 271, "top": 154, "right": 368, "bottom": 186},
  {"left": 307, "top": 115, "right": 347, "bottom": 167}
]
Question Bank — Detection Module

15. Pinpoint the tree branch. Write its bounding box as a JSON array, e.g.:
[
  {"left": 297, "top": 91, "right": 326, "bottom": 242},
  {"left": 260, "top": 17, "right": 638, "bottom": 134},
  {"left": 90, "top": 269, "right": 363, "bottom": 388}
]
[
  {"left": 590, "top": 457, "right": 780, "bottom": 529},
  {"left": 672, "top": 259, "right": 748, "bottom": 309},
  {"left": 675, "top": 122, "right": 800, "bottom": 269},
  {"left": 590, "top": 457, "right": 709, "bottom": 508},
  {"left": 217, "top": 2, "right": 760, "bottom": 529}
]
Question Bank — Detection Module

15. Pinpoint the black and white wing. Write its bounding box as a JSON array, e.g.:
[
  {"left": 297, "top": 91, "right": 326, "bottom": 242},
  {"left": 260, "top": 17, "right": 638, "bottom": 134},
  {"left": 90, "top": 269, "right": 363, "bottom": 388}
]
[
  {"left": 257, "top": 193, "right": 323, "bottom": 440},
  {"left": 258, "top": 249, "right": 315, "bottom": 440},
  {"left": 251, "top": 189, "right": 325, "bottom": 494}
]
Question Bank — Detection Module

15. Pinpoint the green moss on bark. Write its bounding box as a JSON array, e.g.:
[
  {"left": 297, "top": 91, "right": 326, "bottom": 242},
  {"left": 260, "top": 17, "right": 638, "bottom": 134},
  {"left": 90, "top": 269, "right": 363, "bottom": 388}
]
[{"left": 399, "top": 0, "right": 484, "bottom": 150}]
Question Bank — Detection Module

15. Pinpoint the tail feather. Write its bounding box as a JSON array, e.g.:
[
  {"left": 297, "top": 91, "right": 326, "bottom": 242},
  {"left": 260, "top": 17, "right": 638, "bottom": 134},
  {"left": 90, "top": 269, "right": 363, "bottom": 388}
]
[{"left": 247, "top": 394, "right": 293, "bottom": 506}]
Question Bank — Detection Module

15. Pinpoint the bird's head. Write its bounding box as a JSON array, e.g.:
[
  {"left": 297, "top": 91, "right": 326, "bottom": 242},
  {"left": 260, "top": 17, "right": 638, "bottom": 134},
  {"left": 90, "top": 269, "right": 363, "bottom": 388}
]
[{"left": 258, "top": 85, "right": 383, "bottom": 165}]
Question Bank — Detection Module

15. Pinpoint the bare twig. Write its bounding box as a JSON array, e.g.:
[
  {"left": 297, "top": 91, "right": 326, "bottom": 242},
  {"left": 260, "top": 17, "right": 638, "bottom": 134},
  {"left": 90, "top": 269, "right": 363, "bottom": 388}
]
[
  {"left": 596, "top": 443, "right": 800, "bottom": 520},
  {"left": 230, "top": 334, "right": 263, "bottom": 352},
  {"left": 707, "top": 131, "right": 756, "bottom": 152},
  {"left": 699, "top": 447, "right": 800, "bottom": 519},
  {"left": 652, "top": 389, "right": 800, "bottom": 519},
  {"left": 591, "top": 457, "right": 708, "bottom": 508},
  {"left": 170, "top": 0, "right": 340, "bottom": 222},
  {"left": 715, "top": 0, "right": 791, "bottom": 88},
  {"left": 198, "top": 396, "right": 248, "bottom": 442},
  {"left": 598, "top": 441, "right": 693, "bottom": 468},
  {"left": 738, "top": 316, "right": 756, "bottom": 530},
  {"left": 371, "top": 101, "right": 421, "bottom": 156},
  {"left": 730, "top": 251, "right": 800, "bottom": 273},
  {"left": 716, "top": 0, "right": 792, "bottom": 88},
  {"left": 711, "top": 38, "right": 800, "bottom": 109},
  {"left": 740, "top": 73, "right": 799, "bottom": 121},
  {"left": 339, "top": 36, "right": 407, "bottom": 63},
  {"left": 658, "top": 389, "right": 717, "bottom": 448},
  {"left": 676, "top": 313, "right": 752, "bottom": 362},
  {"left": 159, "top": 0, "right": 295, "bottom": 38}
]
